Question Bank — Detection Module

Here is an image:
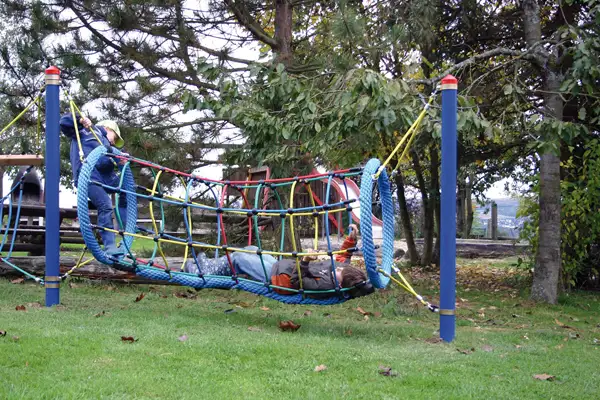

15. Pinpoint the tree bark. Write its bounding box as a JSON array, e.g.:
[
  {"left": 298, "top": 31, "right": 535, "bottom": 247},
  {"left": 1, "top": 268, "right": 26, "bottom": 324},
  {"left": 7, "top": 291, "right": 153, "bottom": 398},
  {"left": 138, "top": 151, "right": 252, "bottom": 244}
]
[
  {"left": 412, "top": 150, "right": 433, "bottom": 266},
  {"left": 464, "top": 174, "right": 474, "bottom": 238},
  {"left": 394, "top": 171, "right": 419, "bottom": 264},
  {"left": 274, "top": 0, "right": 293, "bottom": 66},
  {"left": 430, "top": 144, "right": 441, "bottom": 265},
  {"left": 521, "top": 0, "right": 563, "bottom": 304},
  {"left": 531, "top": 70, "right": 563, "bottom": 304}
]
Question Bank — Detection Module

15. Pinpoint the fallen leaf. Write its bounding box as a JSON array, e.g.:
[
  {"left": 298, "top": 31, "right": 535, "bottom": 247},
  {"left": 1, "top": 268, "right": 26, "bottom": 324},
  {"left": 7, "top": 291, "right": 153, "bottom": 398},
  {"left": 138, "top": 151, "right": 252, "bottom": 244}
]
[
  {"left": 234, "top": 301, "right": 251, "bottom": 308},
  {"left": 515, "top": 345, "right": 522, "bottom": 349},
  {"left": 12, "top": 336, "right": 19, "bottom": 342},
  {"left": 363, "top": 315, "right": 370, "bottom": 321},
  {"left": 555, "top": 344, "right": 564, "bottom": 350},
  {"left": 278, "top": 320, "right": 301, "bottom": 332},
  {"left": 178, "top": 335, "right": 188, "bottom": 342},
  {"left": 314, "top": 364, "right": 327, "bottom": 372},
  {"left": 457, "top": 348, "right": 475, "bottom": 355},
  {"left": 303, "top": 310, "right": 312, "bottom": 316},
  {"left": 176, "top": 304, "right": 183, "bottom": 309},
  {"left": 135, "top": 293, "right": 146, "bottom": 302},
  {"left": 10, "top": 278, "right": 24, "bottom": 284},
  {"left": 174, "top": 291, "right": 196, "bottom": 299},
  {"left": 425, "top": 337, "right": 443, "bottom": 344},
  {"left": 555, "top": 319, "right": 576, "bottom": 330},
  {"left": 345, "top": 329, "right": 353, "bottom": 336},
  {"left": 15, "top": 305, "right": 26, "bottom": 311},
  {"left": 68, "top": 282, "right": 79, "bottom": 289},
  {"left": 94, "top": 311, "right": 106, "bottom": 318},
  {"left": 374, "top": 312, "right": 382, "bottom": 318},
  {"left": 26, "top": 302, "right": 42, "bottom": 309},
  {"left": 533, "top": 374, "right": 555, "bottom": 381},
  {"left": 121, "top": 336, "right": 138, "bottom": 343},
  {"left": 0, "top": 330, "right": 6, "bottom": 337},
  {"left": 356, "top": 307, "right": 372, "bottom": 316},
  {"left": 481, "top": 345, "right": 493, "bottom": 352},
  {"left": 247, "top": 326, "right": 261, "bottom": 332},
  {"left": 260, "top": 306, "right": 270, "bottom": 311},
  {"left": 378, "top": 365, "right": 399, "bottom": 377}
]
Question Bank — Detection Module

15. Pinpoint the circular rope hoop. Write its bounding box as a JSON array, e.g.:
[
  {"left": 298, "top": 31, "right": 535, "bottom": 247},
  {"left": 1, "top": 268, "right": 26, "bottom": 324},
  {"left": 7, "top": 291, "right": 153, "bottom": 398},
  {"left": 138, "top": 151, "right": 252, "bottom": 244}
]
[
  {"left": 359, "top": 159, "right": 394, "bottom": 288},
  {"left": 77, "top": 146, "right": 138, "bottom": 265}
]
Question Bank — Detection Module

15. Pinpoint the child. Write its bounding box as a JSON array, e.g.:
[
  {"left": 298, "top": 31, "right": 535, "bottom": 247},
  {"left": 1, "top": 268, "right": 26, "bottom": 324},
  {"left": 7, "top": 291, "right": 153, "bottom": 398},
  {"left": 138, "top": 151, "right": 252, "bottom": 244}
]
[
  {"left": 271, "top": 249, "right": 373, "bottom": 299},
  {"left": 60, "top": 114, "right": 127, "bottom": 256},
  {"left": 335, "top": 223, "right": 358, "bottom": 264}
]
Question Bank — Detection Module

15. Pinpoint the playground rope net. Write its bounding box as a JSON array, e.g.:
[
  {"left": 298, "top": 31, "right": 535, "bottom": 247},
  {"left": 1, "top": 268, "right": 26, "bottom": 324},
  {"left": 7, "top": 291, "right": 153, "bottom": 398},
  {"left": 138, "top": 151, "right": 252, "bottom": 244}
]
[{"left": 75, "top": 145, "right": 397, "bottom": 305}]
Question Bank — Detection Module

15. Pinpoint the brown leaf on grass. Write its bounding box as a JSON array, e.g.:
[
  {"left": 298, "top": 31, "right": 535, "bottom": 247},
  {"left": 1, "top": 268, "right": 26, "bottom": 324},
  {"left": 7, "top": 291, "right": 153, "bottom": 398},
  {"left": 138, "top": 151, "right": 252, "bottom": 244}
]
[
  {"left": 533, "top": 374, "right": 555, "bottom": 381},
  {"left": 278, "top": 320, "right": 301, "bottom": 332},
  {"left": 378, "top": 366, "right": 399, "bottom": 377},
  {"left": 345, "top": 329, "right": 353, "bottom": 336},
  {"left": 68, "top": 282, "right": 79, "bottom": 289},
  {"left": 134, "top": 293, "right": 146, "bottom": 302},
  {"left": 12, "top": 336, "right": 19, "bottom": 342},
  {"left": 26, "top": 302, "right": 42, "bottom": 309},
  {"left": 94, "top": 311, "right": 106, "bottom": 318},
  {"left": 0, "top": 330, "right": 6, "bottom": 337},
  {"left": 121, "top": 336, "right": 138, "bottom": 343},
  {"left": 174, "top": 291, "right": 196, "bottom": 299},
  {"left": 247, "top": 326, "right": 261, "bottom": 332},
  {"left": 481, "top": 345, "right": 494, "bottom": 352},
  {"left": 314, "top": 364, "right": 327, "bottom": 372},
  {"left": 515, "top": 345, "right": 523, "bottom": 349},
  {"left": 303, "top": 310, "right": 312, "bottom": 316},
  {"left": 178, "top": 335, "right": 188, "bottom": 342},
  {"left": 555, "top": 319, "right": 576, "bottom": 330},
  {"left": 374, "top": 312, "right": 382, "bottom": 318},
  {"left": 457, "top": 348, "right": 475, "bottom": 355},
  {"left": 555, "top": 344, "right": 564, "bottom": 350},
  {"left": 233, "top": 301, "right": 251, "bottom": 308},
  {"left": 15, "top": 305, "right": 26, "bottom": 311},
  {"left": 10, "top": 278, "right": 24, "bottom": 284},
  {"left": 425, "top": 337, "right": 443, "bottom": 344},
  {"left": 260, "top": 306, "right": 270, "bottom": 311},
  {"left": 356, "top": 307, "right": 372, "bottom": 316}
]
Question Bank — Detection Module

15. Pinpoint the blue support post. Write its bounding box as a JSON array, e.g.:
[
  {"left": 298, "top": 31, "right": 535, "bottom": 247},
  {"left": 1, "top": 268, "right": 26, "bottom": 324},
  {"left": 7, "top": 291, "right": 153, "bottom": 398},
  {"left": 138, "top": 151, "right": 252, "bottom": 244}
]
[
  {"left": 45, "top": 66, "right": 61, "bottom": 307},
  {"left": 440, "top": 75, "right": 458, "bottom": 342}
]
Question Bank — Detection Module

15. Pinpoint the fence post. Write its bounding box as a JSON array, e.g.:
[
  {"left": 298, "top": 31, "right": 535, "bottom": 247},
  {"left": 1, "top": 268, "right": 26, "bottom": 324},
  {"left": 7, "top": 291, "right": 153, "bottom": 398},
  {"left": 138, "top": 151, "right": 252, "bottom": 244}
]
[{"left": 491, "top": 202, "right": 498, "bottom": 240}]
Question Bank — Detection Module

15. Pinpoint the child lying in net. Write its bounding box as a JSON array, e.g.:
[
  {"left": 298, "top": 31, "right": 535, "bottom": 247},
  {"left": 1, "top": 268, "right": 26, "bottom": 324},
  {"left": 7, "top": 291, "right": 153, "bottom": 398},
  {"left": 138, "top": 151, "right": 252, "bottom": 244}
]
[{"left": 184, "top": 224, "right": 372, "bottom": 298}]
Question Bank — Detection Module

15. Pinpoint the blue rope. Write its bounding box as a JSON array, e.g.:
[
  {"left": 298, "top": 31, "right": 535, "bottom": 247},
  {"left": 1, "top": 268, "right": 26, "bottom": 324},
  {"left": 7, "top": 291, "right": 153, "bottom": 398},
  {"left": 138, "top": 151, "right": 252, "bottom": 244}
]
[{"left": 359, "top": 159, "right": 394, "bottom": 288}]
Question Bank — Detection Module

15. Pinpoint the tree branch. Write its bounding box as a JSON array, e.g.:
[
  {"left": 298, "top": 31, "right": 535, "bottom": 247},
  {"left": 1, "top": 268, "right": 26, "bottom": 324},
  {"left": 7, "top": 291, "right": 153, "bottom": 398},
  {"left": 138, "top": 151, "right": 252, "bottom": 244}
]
[{"left": 222, "top": 0, "right": 278, "bottom": 48}]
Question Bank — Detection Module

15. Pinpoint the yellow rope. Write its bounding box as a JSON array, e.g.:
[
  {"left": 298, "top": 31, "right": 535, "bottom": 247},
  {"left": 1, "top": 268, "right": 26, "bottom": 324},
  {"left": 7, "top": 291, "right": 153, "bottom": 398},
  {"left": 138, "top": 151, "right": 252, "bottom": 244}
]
[
  {"left": 0, "top": 95, "right": 40, "bottom": 137},
  {"left": 302, "top": 182, "right": 319, "bottom": 251},
  {"left": 289, "top": 180, "right": 303, "bottom": 291},
  {"left": 62, "top": 247, "right": 95, "bottom": 278},
  {"left": 148, "top": 170, "right": 170, "bottom": 269},
  {"left": 373, "top": 91, "right": 436, "bottom": 179}
]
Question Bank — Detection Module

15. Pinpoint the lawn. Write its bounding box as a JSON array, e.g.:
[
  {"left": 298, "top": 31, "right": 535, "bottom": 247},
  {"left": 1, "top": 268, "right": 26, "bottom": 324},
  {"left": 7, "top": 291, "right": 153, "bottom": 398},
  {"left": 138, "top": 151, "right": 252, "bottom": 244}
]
[{"left": 0, "top": 260, "right": 599, "bottom": 399}]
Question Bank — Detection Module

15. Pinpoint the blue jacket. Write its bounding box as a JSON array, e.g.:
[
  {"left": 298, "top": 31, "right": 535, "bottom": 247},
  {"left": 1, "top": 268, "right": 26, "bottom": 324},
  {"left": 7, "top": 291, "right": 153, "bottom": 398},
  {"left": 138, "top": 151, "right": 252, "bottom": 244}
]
[{"left": 59, "top": 114, "right": 118, "bottom": 185}]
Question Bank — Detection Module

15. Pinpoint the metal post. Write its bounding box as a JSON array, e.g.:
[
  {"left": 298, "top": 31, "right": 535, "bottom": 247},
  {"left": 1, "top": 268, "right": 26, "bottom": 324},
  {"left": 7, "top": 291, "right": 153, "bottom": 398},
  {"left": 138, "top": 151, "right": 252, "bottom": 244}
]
[
  {"left": 440, "top": 75, "right": 457, "bottom": 342},
  {"left": 45, "top": 66, "right": 61, "bottom": 307}
]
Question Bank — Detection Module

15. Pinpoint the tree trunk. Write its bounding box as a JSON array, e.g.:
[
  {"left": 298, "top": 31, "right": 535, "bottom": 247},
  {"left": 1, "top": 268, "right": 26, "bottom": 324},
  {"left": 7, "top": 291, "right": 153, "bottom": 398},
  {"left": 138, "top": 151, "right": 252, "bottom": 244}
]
[
  {"left": 456, "top": 177, "right": 465, "bottom": 236},
  {"left": 464, "top": 173, "right": 474, "bottom": 238},
  {"left": 0, "top": 167, "right": 4, "bottom": 199},
  {"left": 521, "top": 0, "right": 563, "bottom": 304},
  {"left": 531, "top": 70, "right": 563, "bottom": 304},
  {"left": 274, "top": 0, "right": 293, "bottom": 66},
  {"left": 412, "top": 150, "right": 433, "bottom": 266},
  {"left": 394, "top": 171, "right": 419, "bottom": 264},
  {"left": 430, "top": 144, "right": 441, "bottom": 265}
]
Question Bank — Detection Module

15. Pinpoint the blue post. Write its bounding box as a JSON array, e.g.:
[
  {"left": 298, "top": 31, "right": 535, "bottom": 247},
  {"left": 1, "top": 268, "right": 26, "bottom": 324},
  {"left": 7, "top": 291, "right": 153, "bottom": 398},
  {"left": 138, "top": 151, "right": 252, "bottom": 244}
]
[
  {"left": 440, "top": 75, "right": 458, "bottom": 342},
  {"left": 45, "top": 66, "right": 61, "bottom": 307}
]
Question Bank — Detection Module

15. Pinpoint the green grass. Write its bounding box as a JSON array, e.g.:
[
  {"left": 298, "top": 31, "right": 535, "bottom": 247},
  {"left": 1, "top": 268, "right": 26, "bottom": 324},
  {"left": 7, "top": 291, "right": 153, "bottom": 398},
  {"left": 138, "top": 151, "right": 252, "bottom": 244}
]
[{"left": 1, "top": 266, "right": 599, "bottom": 399}]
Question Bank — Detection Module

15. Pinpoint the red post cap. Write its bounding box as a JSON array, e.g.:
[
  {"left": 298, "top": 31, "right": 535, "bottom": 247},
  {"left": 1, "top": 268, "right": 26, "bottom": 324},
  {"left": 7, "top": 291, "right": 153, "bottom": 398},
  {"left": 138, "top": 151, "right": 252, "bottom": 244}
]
[
  {"left": 441, "top": 75, "right": 457, "bottom": 85},
  {"left": 45, "top": 66, "right": 61, "bottom": 75}
]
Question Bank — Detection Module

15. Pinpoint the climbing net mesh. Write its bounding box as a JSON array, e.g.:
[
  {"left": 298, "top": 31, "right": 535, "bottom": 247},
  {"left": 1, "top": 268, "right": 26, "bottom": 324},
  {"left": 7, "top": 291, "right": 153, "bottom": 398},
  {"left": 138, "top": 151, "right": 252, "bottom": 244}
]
[{"left": 75, "top": 146, "right": 395, "bottom": 305}]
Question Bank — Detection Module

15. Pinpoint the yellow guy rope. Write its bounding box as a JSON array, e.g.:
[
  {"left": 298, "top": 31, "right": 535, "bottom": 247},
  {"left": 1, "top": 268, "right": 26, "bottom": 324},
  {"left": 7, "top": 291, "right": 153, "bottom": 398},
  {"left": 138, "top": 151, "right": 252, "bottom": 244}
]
[
  {"left": 0, "top": 95, "right": 41, "bottom": 138},
  {"left": 373, "top": 90, "right": 437, "bottom": 180}
]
